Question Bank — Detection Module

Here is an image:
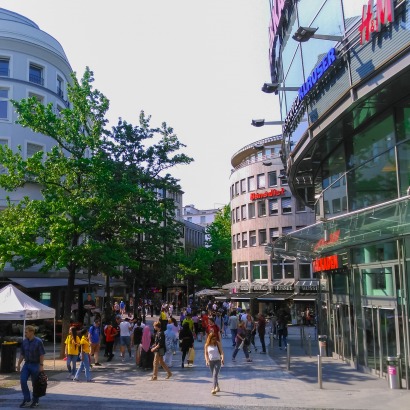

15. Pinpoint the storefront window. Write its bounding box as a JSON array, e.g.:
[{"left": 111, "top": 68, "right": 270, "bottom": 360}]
[
  {"left": 347, "top": 114, "right": 397, "bottom": 211},
  {"left": 284, "top": 262, "right": 294, "bottom": 278},
  {"left": 252, "top": 260, "right": 268, "bottom": 280},
  {"left": 332, "top": 273, "right": 348, "bottom": 295},
  {"left": 362, "top": 267, "right": 394, "bottom": 297},
  {"left": 299, "top": 263, "right": 311, "bottom": 279},
  {"left": 272, "top": 261, "right": 283, "bottom": 279}
]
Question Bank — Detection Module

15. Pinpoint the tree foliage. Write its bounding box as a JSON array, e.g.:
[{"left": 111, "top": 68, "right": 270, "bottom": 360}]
[{"left": 0, "top": 67, "right": 192, "bottom": 355}]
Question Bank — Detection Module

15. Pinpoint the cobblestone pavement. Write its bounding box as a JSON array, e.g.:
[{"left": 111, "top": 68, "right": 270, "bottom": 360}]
[{"left": 1, "top": 318, "right": 409, "bottom": 409}]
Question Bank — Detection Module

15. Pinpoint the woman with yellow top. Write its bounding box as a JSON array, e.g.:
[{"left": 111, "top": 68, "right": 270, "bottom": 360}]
[
  {"left": 64, "top": 326, "right": 80, "bottom": 379},
  {"left": 73, "top": 328, "right": 93, "bottom": 382}
]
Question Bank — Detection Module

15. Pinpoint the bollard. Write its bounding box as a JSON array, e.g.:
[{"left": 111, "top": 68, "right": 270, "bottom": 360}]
[
  {"left": 318, "top": 355, "right": 322, "bottom": 389},
  {"left": 308, "top": 334, "right": 312, "bottom": 358},
  {"left": 286, "top": 343, "right": 290, "bottom": 371}
]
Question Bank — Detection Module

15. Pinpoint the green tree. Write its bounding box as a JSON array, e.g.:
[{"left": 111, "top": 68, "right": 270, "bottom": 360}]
[
  {"left": 0, "top": 68, "right": 192, "bottom": 355},
  {"left": 205, "top": 205, "right": 232, "bottom": 285}
]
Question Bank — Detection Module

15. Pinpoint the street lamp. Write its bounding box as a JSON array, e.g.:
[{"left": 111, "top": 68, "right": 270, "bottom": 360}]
[
  {"left": 292, "top": 26, "right": 343, "bottom": 43},
  {"left": 262, "top": 82, "right": 299, "bottom": 94},
  {"left": 251, "top": 119, "right": 284, "bottom": 127}
]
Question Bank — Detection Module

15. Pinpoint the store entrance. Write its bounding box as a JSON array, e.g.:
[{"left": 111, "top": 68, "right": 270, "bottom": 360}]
[{"left": 362, "top": 306, "right": 398, "bottom": 377}]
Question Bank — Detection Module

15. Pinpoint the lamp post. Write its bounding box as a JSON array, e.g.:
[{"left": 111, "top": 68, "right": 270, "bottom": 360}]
[{"left": 292, "top": 26, "right": 343, "bottom": 42}]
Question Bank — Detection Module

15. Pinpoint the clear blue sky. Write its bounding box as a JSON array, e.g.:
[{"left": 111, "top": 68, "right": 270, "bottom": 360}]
[{"left": 2, "top": 0, "right": 282, "bottom": 209}]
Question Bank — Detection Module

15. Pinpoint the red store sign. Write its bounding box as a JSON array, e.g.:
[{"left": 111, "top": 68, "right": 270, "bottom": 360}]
[
  {"left": 250, "top": 188, "right": 285, "bottom": 201},
  {"left": 358, "top": 0, "right": 394, "bottom": 44},
  {"left": 312, "top": 255, "right": 340, "bottom": 273}
]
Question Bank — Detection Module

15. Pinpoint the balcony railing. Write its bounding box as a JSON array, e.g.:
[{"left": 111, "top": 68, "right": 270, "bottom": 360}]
[{"left": 29, "top": 73, "right": 44, "bottom": 86}]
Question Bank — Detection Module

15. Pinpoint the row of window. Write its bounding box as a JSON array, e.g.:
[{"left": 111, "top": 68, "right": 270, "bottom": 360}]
[
  {"left": 0, "top": 57, "right": 67, "bottom": 121},
  {"left": 231, "top": 196, "right": 306, "bottom": 223},
  {"left": 233, "top": 261, "right": 312, "bottom": 280},
  {"left": 230, "top": 170, "right": 287, "bottom": 199},
  {"left": 232, "top": 226, "right": 306, "bottom": 249}
]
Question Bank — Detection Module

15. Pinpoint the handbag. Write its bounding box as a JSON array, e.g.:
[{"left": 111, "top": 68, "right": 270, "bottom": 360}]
[
  {"left": 33, "top": 371, "right": 48, "bottom": 398},
  {"left": 158, "top": 347, "right": 165, "bottom": 356},
  {"left": 188, "top": 347, "right": 195, "bottom": 363}
]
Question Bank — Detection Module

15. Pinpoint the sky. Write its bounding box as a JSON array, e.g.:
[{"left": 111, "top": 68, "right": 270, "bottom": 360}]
[{"left": 1, "top": 0, "right": 282, "bottom": 210}]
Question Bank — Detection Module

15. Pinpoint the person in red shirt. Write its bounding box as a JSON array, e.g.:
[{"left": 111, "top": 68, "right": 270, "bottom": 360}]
[
  {"left": 104, "top": 323, "right": 118, "bottom": 362},
  {"left": 206, "top": 316, "right": 221, "bottom": 341}
]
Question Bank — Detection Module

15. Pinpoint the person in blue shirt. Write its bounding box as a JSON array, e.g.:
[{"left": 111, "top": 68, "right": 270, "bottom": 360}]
[
  {"left": 17, "top": 325, "right": 46, "bottom": 408},
  {"left": 89, "top": 319, "right": 101, "bottom": 366}
]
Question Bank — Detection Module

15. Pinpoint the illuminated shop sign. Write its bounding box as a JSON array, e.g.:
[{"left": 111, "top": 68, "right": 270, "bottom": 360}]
[
  {"left": 312, "top": 255, "right": 340, "bottom": 273},
  {"left": 283, "top": 47, "right": 338, "bottom": 135},
  {"left": 313, "top": 229, "right": 340, "bottom": 251},
  {"left": 250, "top": 188, "right": 285, "bottom": 201},
  {"left": 298, "top": 48, "right": 336, "bottom": 100},
  {"left": 358, "top": 0, "right": 394, "bottom": 45}
]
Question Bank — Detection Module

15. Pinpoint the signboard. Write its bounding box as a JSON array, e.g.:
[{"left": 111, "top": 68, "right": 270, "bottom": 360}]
[
  {"left": 358, "top": 0, "right": 394, "bottom": 44},
  {"left": 250, "top": 187, "right": 285, "bottom": 201},
  {"left": 312, "top": 255, "right": 340, "bottom": 273}
]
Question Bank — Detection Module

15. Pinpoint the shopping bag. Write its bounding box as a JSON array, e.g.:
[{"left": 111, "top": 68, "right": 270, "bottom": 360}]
[
  {"left": 238, "top": 340, "right": 244, "bottom": 350},
  {"left": 188, "top": 347, "right": 195, "bottom": 363},
  {"left": 33, "top": 371, "right": 48, "bottom": 398}
]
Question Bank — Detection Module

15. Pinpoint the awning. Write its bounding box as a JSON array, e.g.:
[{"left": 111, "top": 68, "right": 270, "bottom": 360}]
[
  {"left": 11, "top": 278, "right": 91, "bottom": 288},
  {"left": 257, "top": 293, "right": 293, "bottom": 301},
  {"left": 228, "top": 292, "right": 267, "bottom": 300},
  {"left": 222, "top": 281, "right": 251, "bottom": 291},
  {"left": 293, "top": 294, "right": 318, "bottom": 301},
  {"left": 273, "top": 196, "right": 410, "bottom": 259},
  {"left": 295, "top": 280, "right": 319, "bottom": 287}
]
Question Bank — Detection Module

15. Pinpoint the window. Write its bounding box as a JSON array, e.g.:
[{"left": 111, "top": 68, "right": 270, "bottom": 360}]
[
  {"left": 272, "top": 261, "right": 283, "bottom": 279},
  {"left": 232, "top": 235, "right": 236, "bottom": 250},
  {"left": 57, "top": 75, "right": 64, "bottom": 98},
  {"left": 231, "top": 210, "right": 235, "bottom": 223},
  {"left": 257, "top": 173, "right": 265, "bottom": 189},
  {"left": 233, "top": 263, "right": 237, "bottom": 281},
  {"left": 26, "top": 142, "right": 44, "bottom": 158},
  {"left": 241, "top": 204, "right": 247, "bottom": 220},
  {"left": 268, "top": 171, "right": 277, "bottom": 187},
  {"left": 235, "top": 207, "right": 240, "bottom": 221},
  {"left": 248, "top": 176, "right": 255, "bottom": 191},
  {"left": 279, "top": 169, "right": 288, "bottom": 184},
  {"left": 259, "top": 229, "right": 267, "bottom": 245},
  {"left": 249, "top": 230, "right": 256, "bottom": 246},
  {"left": 282, "top": 197, "right": 292, "bottom": 214},
  {"left": 231, "top": 185, "right": 234, "bottom": 199},
  {"left": 56, "top": 104, "right": 64, "bottom": 117},
  {"left": 236, "top": 233, "right": 241, "bottom": 249},
  {"left": 269, "top": 198, "right": 278, "bottom": 215},
  {"left": 257, "top": 200, "right": 266, "bottom": 217},
  {"left": 29, "top": 63, "right": 44, "bottom": 85},
  {"left": 187, "top": 217, "right": 192, "bottom": 222},
  {"left": 252, "top": 260, "right": 268, "bottom": 280},
  {"left": 282, "top": 226, "right": 293, "bottom": 235},
  {"left": 235, "top": 181, "right": 239, "bottom": 196},
  {"left": 28, "top": 92, "right": 44, "bottom": 104},
  {"left": 240, "top": 179, "right": 246, "bottom": 193},
  {"left": 0, "top": 88, "right": 9, "bottom": 119},
  {"left": 242, "top": 232, "right": 248, "bottom": 247},
  {"left": 299, "top": 263, "right": 311, "bottom": 279},
  {"left": 284, "top": 262, "right": 294, "bottom": 278},
  {"left": 332, "top": 198, "right": 341, "bottom": 214},
  {"left": 239, "top": 262, "right": 249, "bottom": 280},
  {"left": 0, "top": 58, "right": 10, "bottom": 77},
  {"left": 270, "top": 228, "right": 279, "bottom": 241},
  {"left": 296, "top": 197, "right": 306, "bottom": 212},
  {"left": 248, "top": 202, "right": 255, "bottom": 219}
]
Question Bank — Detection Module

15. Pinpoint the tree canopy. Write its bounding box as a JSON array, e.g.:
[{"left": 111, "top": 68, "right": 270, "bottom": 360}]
[{"left": 0, "top": 67, "right": 192, "bottom": 355}]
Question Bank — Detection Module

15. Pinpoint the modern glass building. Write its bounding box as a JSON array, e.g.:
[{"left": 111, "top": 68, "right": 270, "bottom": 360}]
[{"left": 268, "top": 0, "right": 410, "bottom": 386}]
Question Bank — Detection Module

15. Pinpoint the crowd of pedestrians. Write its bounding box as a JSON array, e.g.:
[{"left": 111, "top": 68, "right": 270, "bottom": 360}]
[{"left": 16, "top": 298, "right": 292, "bottom": 407}]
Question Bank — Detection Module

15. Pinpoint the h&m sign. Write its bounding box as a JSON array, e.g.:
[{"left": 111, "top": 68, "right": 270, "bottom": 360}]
[{"left": 358, "top": 0, "right": 394, "bottom": 44}]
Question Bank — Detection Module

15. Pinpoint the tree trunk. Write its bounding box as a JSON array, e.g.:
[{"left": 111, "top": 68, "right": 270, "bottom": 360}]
[{"left": 59, "top": 268, "right": 76, "bottom": 359}]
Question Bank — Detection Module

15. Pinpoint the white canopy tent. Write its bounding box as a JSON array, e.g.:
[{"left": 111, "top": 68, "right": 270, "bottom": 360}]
[{"left": 0, "top": 284, "right": 56, "bottom": 369}]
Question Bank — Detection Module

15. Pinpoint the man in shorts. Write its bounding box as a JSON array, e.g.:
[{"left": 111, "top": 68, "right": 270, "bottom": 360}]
[{"left": 89, "top": 319, "right": 102, "bottom": 366}]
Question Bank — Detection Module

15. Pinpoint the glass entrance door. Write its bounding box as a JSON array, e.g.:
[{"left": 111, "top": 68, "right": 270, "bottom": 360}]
[{"left": 363, "top": 306, "right": 397, "bottom": 376}]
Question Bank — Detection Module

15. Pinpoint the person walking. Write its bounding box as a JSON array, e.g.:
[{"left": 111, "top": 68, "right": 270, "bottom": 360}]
[
  {"left": 228, "top": 311, "right": 238, "bottom": 347},
  {"left": 104, "top": 322, "right": 117, "bottom": 362},
  {"left": 140, "top": 325, "right": 153, "bottom": 370},
  {"left": 178, "top": 322, "right": 194, "bottom": 368},
  {"left": 88, "top": 319, "right": 102, "bottom": 366},
  {"left": 244, "top": 313, "right": 257, "bottom": 352},
  {"left": 131, "top": 319, "right": 144, "bottom": 366},
  {"left": 119, "top": 317, "right": 133, "bottom": 361},
  {"left": 17, "top": 325, "right": 46, "bottom": 408},
  {"left": 204, "top": 333, "right": 224, "bottom": 395},
  {"left": 277, "top": 309, "right": 289, "bottom": 350},
  {"left": 257, "top": 313, "right": 267, "bottom": 354},
  {"left": 64, "top": 326, "right": 80, "bottom": 379},
  {"left": 149, "top": 321, "right": 172, "bottom": 381},
  {"left": 232, "top": 321, "right": 252, "bottom": 362},
  {"left": 164, "top": 323, "right": 178, "bottom": 368},
  {"left": 73, "top": 328, "right": 93, "bottom": 382}
]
